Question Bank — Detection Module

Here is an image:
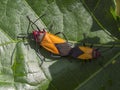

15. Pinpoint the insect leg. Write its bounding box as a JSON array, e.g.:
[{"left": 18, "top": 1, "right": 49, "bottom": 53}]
[
  {"left": 50, "top": 53, "right": 61, "bottom": 58},
  {"left": 82, "top": 33, "right": 94, "bottom": 47},
  {"left": 17, "top": 34, "right": 27, "bottom": 39},
  {"left": 43, "top": 22, "right": 53, "bottom": 32},
  {"left": 36, "top": 49, "right": 45, "bottom": 66},
  {"left": 27, "top": 13, "right": 46, "bottom": 31},
  {"left": 82, "top": 33, "right": 87, "bottom": 46},
  {"left": 55, "top": 32, "right": 68, "bottom": 42},
  {"left": 34, "top": 38, "right": 45, "bottom": 66}
]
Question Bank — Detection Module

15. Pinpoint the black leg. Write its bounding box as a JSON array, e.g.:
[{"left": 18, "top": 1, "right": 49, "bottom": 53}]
[
  {"left": 50, "top": 53, "right": 61, "bottom": 58},
  {"left": 39, "top": 60, "right": 43, "bottom": 67},
  {"left": 55, "top": 32, "right": 68, "bottom": 42},
  {"left": 43, "top": 22, "right": 53, "bottom": 32},
  {"left": 36, "top": 49, "right": 45, "bottom": 66},
  {"left": 82, "top": 33, "right": 87, "bottom": 46},
  {"left": 17, "top": 33, "right": 27, "bottom": 37},
  {"left": 35, "top": 38, "right": 45, "bottom": 66},
  {"left": 17, "top": 34, "right": 27, "bottom": 43},
  {"left": 82, "top": 33, "right": 93, "bottom": 48},
  {"left": 83, "top": 43, "right": 86, "bottom": 46}
]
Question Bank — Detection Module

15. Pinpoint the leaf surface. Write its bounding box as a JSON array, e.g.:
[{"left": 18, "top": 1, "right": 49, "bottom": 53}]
[{"left": 0, "top": 0, "right": 120, "bottom": 90}]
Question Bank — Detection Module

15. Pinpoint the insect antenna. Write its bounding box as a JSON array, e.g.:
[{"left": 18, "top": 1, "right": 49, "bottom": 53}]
[
  {"left": 26, "top": 16, "right": 41, "bottom": 31},
  {"left": 32, "top": 14, "right": 46, "bottom": 26},
  {"left": 27, "top": 14, "right": 46, "bottom": 32}
]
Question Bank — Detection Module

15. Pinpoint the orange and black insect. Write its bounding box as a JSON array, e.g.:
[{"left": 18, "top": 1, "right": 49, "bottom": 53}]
[
  {"left": 32, "top": 30, "right": 71, "bottom": 56},
  {"left": 17, "top": 15, "right": 71, "bottom": 62},
  {"left": 17, "top": 15, "right": 113, "bottom": 64}
]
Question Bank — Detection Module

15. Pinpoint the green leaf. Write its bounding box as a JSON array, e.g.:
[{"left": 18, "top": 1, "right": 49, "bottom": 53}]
[
  {"left": 0, "top": 0, "right": 120, "bottom": 90},
  {"left": 115, "top": 0, "right": 120, "bottom": 16}
]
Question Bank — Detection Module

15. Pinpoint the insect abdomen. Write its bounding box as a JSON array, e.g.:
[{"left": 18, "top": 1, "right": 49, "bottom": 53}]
[{"left": 69, "top": 46, "right": 93, "bottom": 60}]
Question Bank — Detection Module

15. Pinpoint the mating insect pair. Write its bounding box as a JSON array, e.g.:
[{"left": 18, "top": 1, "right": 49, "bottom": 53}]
[{"left": 17, "top": 15, "right": 101, "bottom": 65}]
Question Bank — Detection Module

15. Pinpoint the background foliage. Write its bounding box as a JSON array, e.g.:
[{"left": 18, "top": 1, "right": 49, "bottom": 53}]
[{"left": 0, "top": 0, "right": 120, "bottom": 90}]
